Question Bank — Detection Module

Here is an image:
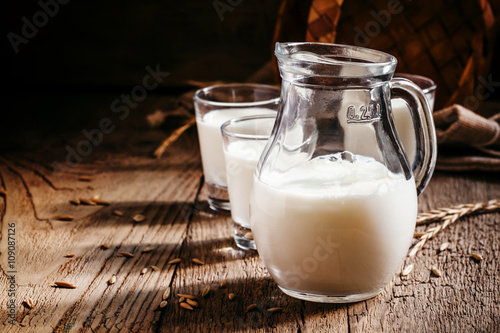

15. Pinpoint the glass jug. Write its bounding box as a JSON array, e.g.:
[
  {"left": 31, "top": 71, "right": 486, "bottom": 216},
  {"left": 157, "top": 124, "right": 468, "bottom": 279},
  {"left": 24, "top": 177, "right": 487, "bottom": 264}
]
[{"left": 250, "top": 42, "right": 437, "bottom": 303}]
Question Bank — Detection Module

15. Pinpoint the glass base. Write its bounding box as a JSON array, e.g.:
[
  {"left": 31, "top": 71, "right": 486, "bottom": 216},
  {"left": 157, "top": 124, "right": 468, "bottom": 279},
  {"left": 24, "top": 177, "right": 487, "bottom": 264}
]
[
  {"left": 278, "top": 286, "right": 383, "bottom": 303},
  {"left": 233, "top": 223, "right": 256, "bottom": 251},
  {"left": 206, "top": 182, "right": 230, "bottom": 211}
]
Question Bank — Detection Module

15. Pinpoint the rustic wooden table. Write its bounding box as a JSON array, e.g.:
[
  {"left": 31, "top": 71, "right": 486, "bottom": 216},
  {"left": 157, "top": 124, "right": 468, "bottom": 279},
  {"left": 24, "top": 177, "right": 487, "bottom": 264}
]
[{"left": 0, "top": 95, "right": 498, "bottom": 332}]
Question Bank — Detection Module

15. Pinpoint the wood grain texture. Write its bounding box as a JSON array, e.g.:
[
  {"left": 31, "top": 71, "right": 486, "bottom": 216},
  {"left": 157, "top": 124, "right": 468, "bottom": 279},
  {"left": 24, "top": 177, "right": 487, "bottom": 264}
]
[{"left": 0, "top": 111, "right": 499, "bottom": 332}]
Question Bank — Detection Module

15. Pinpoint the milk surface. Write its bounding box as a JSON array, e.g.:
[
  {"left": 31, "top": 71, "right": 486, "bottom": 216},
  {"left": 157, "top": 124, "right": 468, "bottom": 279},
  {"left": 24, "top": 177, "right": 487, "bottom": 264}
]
[
  {"left": 251, "top": 153, "right": 417, "bottom": 296},
  {"left": 196, "top": 108, "right": 276, "bottom": 187},
  {"left": 224, "top": 140, "right": 268, "bottom": 227}
]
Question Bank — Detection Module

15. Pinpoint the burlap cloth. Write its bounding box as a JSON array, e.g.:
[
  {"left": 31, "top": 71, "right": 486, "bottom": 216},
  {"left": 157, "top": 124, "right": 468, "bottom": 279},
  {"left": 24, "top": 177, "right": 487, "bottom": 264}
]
[{"left": 271, "top": 0, "right": 500, "bottom": 171}]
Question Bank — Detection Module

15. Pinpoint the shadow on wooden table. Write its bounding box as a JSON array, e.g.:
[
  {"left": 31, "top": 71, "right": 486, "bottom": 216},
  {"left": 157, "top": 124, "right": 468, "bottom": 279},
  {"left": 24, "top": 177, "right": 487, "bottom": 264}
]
[{"left": 156, "top": 275, "right": 350, "bottom": 331}]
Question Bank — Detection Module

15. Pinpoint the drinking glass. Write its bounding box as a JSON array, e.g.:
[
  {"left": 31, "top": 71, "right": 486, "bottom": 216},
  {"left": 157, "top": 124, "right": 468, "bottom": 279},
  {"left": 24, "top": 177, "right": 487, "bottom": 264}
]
[
  {"left": 221, "top": 115, "right": 277, "bottom": 250},
  {"left": 194, "top": 84, "right": 280, "bottom": 211},
  {"left": 394, "top": 73, "right": 436, "bottom": 110},
  {"left": 392, "top": 73, "right": 437, "bottom": 168}
]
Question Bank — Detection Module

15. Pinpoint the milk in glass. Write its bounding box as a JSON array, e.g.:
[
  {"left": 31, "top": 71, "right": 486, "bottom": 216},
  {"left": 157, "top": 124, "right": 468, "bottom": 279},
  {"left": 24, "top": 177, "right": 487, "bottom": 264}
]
[
  {"left": 196, "top": 108, "right": 276, "bottom": 187},
  {"left": 224, "top": 140, "right": 268, "bottom": 228},
  {"left": 251, "top": 153, "right": 417, "bottom": 296}
]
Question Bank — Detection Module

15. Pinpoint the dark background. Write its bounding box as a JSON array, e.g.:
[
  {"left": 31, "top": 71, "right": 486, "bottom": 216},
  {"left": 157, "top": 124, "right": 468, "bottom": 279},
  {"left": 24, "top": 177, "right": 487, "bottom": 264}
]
[
  {"left": 2, "top": 0, "right": 281, "bottom": 91},
  {"left": 0, "top": 1, "right": 282, "bottom": 142},
  {"left": 1, "top": 1, "right": 499, "bottom": 141}
]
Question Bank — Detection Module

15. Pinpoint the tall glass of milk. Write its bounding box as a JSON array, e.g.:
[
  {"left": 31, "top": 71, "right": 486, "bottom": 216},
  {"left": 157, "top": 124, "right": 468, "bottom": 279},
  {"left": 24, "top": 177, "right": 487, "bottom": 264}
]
[
  {"left": 221, "top": 115, "right": 276, "bottom": 250},
  {"left": 194, "top": 84, "right": 280, "bottom": 211},
  {"left": 250, "top": 42, "right": 437, "bottom": 303}
]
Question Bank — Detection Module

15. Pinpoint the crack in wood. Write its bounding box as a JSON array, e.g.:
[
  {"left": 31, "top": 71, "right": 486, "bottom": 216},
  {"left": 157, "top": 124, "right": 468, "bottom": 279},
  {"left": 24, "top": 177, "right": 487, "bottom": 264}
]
[
  {"left": 53, "top": 174, "right": 202, "bottom": 332},
  {"left": 53, "top": 252, "right": 116, "bottom": 332},
  {"left": 0, "top": 156, "right": 53, "bottom": 229},
  {"left": 155, "top": 174, "right": 204, "bottom": 333},
  {"left": 0, "top": 168, "right": 7, "bottom": 241},
  {"left": 347, "top": 304, "right": 351, "bottom": 333},
  {"left": 6, "top": 154, "right": 75, "bottom": 191}
]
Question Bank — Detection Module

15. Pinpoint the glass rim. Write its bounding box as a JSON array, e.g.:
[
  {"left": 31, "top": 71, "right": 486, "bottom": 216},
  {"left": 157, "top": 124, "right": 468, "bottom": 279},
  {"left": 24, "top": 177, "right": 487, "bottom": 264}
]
[
  {"left": 394, "top": 73, "right": 436, "bottom": 94},
  {"left": 194, "top": 83, "right": 281, "bottom": 108},
  {"left": 221, "top": 114, "right": 277, "bottom": 141}
]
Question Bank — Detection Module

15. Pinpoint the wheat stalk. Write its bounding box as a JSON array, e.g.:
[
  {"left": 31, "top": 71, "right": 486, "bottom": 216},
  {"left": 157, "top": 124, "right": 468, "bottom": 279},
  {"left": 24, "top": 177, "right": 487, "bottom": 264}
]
[
  {"left": 415, "top": 199, "right": 500, "bottom": 225},
  {"left": 154, "top": 117, "right": 196, "bottom": 158},
  {"left": 408, "top": 199, "right": 500, "bottom": 257}
]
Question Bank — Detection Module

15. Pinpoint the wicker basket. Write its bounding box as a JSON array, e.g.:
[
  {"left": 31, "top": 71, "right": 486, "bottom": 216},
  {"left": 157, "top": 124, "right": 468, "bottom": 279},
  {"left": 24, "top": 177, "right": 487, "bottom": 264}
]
[{"left": 273, "top": 0, "right": 499, "bottom": 113}]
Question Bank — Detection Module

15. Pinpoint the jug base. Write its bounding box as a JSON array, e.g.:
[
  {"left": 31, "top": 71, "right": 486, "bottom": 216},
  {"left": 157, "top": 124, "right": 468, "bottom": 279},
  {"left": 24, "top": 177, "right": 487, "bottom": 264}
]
[{"left": 278, "top": 286, "right": 383, "bottom": 303}]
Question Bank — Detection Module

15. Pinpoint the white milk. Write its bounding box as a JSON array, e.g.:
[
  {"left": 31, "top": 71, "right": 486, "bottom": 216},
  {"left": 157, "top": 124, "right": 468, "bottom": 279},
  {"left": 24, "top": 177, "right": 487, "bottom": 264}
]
[
  {"left": 196, "top": 108, "right": 276, "bottom": 187},
  {"left": 392, "top": 99, "right": 417, "bottom": 167},
  {"left": 251, "top": 154, "right": 417, "bottom": 296},
  {"left": 224, "top": 140, "right": 268, "bottom": 228}
]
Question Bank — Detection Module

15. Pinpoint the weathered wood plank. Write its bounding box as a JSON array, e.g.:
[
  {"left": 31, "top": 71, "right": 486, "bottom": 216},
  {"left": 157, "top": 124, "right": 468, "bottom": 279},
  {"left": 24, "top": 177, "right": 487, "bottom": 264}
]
[
  {"left": 0, "top": 125, "right": 203, "bottom": 332},
  {"left": 157, "top": 200, "right": 303, "bottom": 332},
  {"left": 342, "top": 173, "right": 500, "bottom": 332},
  {"left": 0, "top": 115, "right": 498, "bottom": 332}
]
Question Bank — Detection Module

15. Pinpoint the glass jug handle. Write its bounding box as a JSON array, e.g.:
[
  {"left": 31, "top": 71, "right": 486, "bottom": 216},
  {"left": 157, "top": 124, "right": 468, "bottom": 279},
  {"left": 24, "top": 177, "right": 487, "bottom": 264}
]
[{"left": 390, "top": 78, "right": 437, "bottom": 195}]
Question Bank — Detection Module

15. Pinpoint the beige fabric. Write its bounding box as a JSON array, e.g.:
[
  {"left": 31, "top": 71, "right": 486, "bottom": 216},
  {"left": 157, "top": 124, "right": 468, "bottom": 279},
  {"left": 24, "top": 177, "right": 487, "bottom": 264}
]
[
  {"left": 434, "top": 104, "right": 500, "bottom": 171},
  {"left": 434, "top": 105, "right": 500, "bottom": 148}
]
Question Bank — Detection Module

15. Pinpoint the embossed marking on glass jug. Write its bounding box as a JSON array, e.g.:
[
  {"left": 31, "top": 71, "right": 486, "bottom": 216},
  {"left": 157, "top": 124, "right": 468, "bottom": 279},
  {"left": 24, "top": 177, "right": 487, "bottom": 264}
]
[{"left": 346, "top": 104, "right": 381, "bottom": 123}]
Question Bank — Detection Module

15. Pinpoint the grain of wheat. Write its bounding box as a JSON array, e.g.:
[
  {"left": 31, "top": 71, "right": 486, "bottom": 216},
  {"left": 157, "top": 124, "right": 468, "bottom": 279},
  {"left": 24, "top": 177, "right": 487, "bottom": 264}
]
[
  {"left": 151, "top": 265, "right": 160, "bottom": 271},
  {"left": 142, "top": 247, "right": 155, "bottom": 253},
  {"left": 220, "top": 279, "right": 227, "bottom": 288},
  {"left": 163, "top": 287, "right": 171, "bottom": 300},
  {"left": 401, "top": 264, "right": 414, "bottom": 277},
  {"left": 244, "top": 232, "right": 254, "bottom": 240},
  {"left": 113, "top": 210, "right": 124, "bottom": 216},
  {"left": 168, "top": 258, "right": 181, "bottom": 264},
  {"left": 228, "top": 293, "right": 235, "bottom": 300},
  {"left": 91, "top": 198, "right": 111, "bottom": 206},
  {"left": 80, "top": 198, "right": 97, "bottom": 206},
  {"left": 177, "top": 294, "right": 196, "bottom": 300},
  {"left": 439, "top": 242, "right": 450, "bottom": 252},
  {"left": 179, "top": 297, "right": 185, "bottom": 303},
  {"left": 53, "top": 215, "right": 75, "bottom": 221},
  {"left": 267, "top": 307, "right": 283, "bottom": 313},
  {"left": 186, "top": 299, "right": 198, "bottom": 307},
  {"left": 70, "top": 198, "right": 80, "bottom": 205},
  {"left": 102, "top": 243, "right": 110, "bottom": 249},
  {"left": 246, "top": 304, "right": 257, "bottom": 312},
  {"left": 201, "top": 286, "right": 210, "bottom": 297},
  {"left": 159, "top": 301, "right": 168, "bottom": 308},
  {"left": 191, "top": 258, "right": 204, "bottom": 265},
  {"left": 55, "top": 281, "right": 77, "bottom": 289},
  {"left": 108, "top": 275, "right": 117, "bottom": 285},
  {"left": 180, "top": 302, "right": 193, "bottom": 310},
  {"left": 25, "top": 298, "right": 35, "bottom": 309},
  {"left": 471, "top": 253, "right": 483, "bottom": 261},
  {"left": 431, "top": 266, "right": 442, "bottom": 277},
  {"left": 140, "top": 268, "right": 148, "bottom": 275},
  {"left": 118, "top": 252, "right": 134, "bottom": 258},
  {"left": 133, "top": 214, "right": 145, "bottom": 222}
]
